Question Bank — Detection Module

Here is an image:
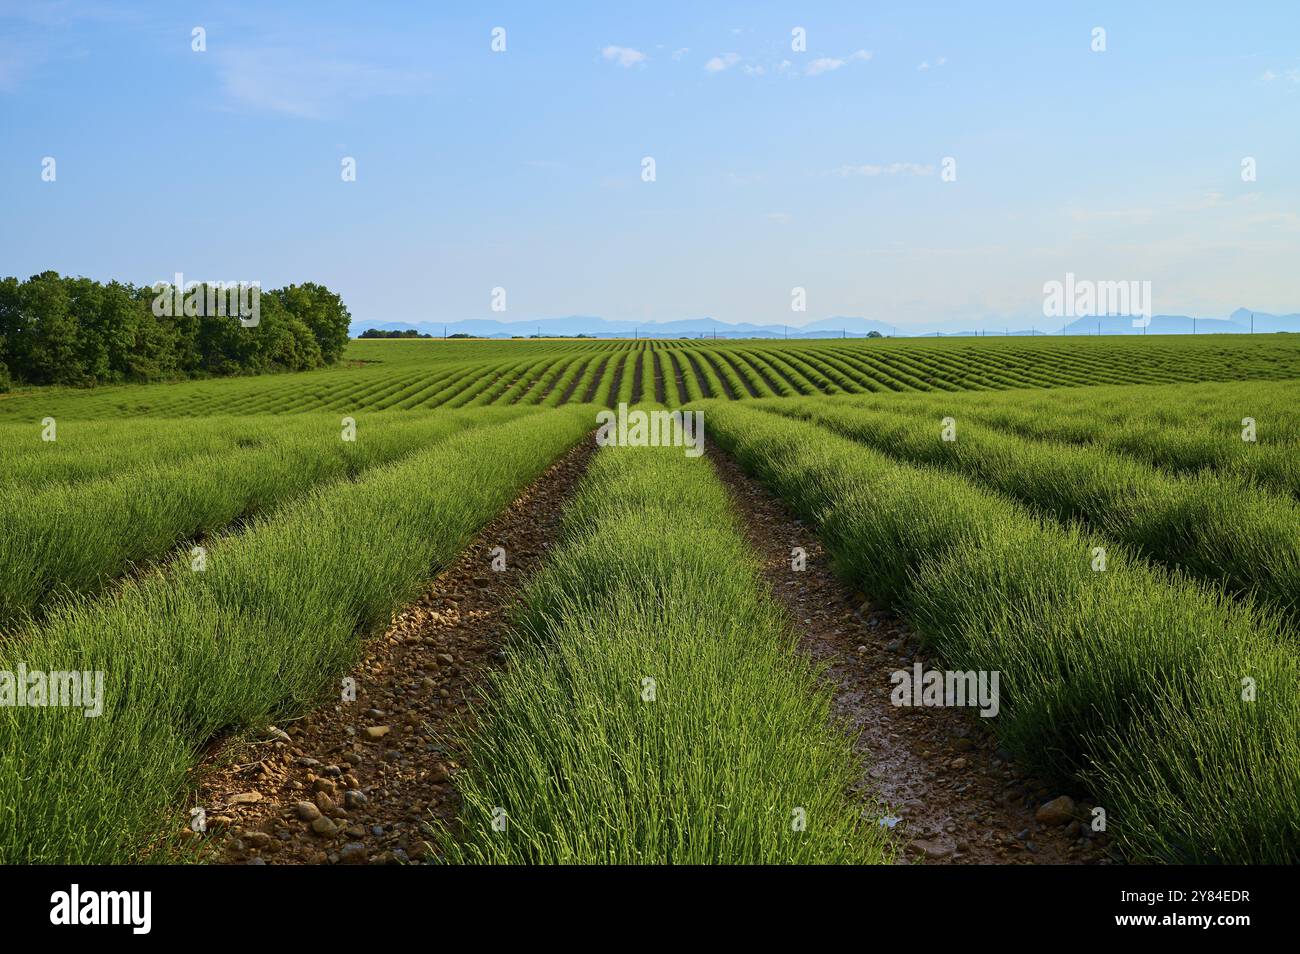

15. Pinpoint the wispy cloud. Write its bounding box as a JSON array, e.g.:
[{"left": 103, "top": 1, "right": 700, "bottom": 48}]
[
  {"left": 704, "top": 52, "right": 740, "bottom": 73},
  {"left": 1244, "top": 210, "right": 1300, "bottom": 230},
  {"left": 829, "top": 162, "right": 934, "bottom": 177},
  {"left": 0, "top": 0, "right": 142, "bottom": 27},
  {"left": 1066, "top": 206, "right": 1156, "bottom": 225},
  {"left": 1060, "top": 192, "right": 1263, "bottom": 233},
  {"left": 918, "top": 56, "right": 948, "bottom": 71},
  {"left": 806, "top": 49, "right": 871, "bottom": 76},
  {"left": 1259, "top": 67, "right": 1300, "bottom": 83},
  {"left": 215, "top": 47, "right": 431, "bottom": 119},
  {"left": 0, "top": 0, "right": 142, "bottom": 92},
  {"left": 671, "top": 47, "right": 689, "bottom": 61},
  {"left": 0, "top": 42, "right": 44, "bottom": 91},
  {"left": 806, "top": 57, "right": 843, "bottom": 76},
  {"left": 1067, "top": 191, "right": 1262, "bottom": 227},
  {"left": 601, "top": 45, "right": 646, "bottom": 68}
]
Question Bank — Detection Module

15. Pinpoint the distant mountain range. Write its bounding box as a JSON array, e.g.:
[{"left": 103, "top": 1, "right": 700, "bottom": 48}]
[
  {"left": 351, "top": 308, "right": 1300, "bottom": 339},
  {"left": 1057, "top": 309, "right": 1300, "bottom": 336},
  {"left": 353, "top": 315, "right": 902, "bottom": 339}
]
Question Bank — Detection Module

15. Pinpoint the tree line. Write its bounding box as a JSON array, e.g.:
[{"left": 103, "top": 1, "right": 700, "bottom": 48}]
[
  {"left": 0, "top": 272, "right": 352, "bottom": 391},
  {"left": 358, "top": 328, "right": 433, "bottom": 339}
]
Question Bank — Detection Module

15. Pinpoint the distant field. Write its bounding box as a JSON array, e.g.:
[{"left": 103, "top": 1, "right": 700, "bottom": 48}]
[{"left": 2, "top": 334, "right": 1299, "bottom": 418}]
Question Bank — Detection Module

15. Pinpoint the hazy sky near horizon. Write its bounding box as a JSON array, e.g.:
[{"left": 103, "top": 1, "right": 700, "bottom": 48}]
[{"left": 3, "top": 1, "right": 1299, "bottom": 330}]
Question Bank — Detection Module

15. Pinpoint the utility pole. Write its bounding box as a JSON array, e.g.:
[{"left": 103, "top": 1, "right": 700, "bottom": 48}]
[
  {"left": 1251, "top": 313, "right": 1255, "bottom": 334},
  {"left": 1193, "top": 317, "right": 1197, "bottom": 335}
]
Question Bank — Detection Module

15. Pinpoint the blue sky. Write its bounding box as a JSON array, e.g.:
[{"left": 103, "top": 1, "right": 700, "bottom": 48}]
[{"left": 2, "top": 0, "right": 1299, "bottom": 330}]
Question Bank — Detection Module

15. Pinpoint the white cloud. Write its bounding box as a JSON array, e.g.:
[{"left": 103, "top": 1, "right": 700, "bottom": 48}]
[
  {"left": 0, "top": 1, "right": 141, "bottom": 27},
  {"left": 602, "top": 45, "right": 647, "bottom": 68},
  {"left": 0, "top": 42, "right": 42, "bottom": 91},
  {"left": 1245, "top": 210, "right": 1300, "bottom": 230},
  {"left": 671, "top": 47, "right": 689, "bottom": 61},
  {"left": 704, "top": 53, "right": 741, "bottom": 72},
  {"left": 806, "top": 50, "right": 871, "bottom": 76},
  {"left": 1067, "top": 206, "right": 1156, "bottom": 224},
  {"left": 829, "top": 162, "right": 935, "bottom": 177},
  {"left": 744, "top": 64, "right": 766, "bottom": 76},
  {"left": 216, "top": 47, "right": 431, "bottom": 119},
  {"left": 919, "top": 56, "right": 947, "bottom": 71},
  {"left": 1067, "top": 191, "right": 1261, "bottom": 227},
  {"left": 1259, "top": 67, "right": 1300, "bottom": 83},
  {"left": 806, "top": 56, "right": 844, "bottom": 75}
]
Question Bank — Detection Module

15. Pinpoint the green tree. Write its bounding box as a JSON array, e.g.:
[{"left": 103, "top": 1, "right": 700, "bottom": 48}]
[
  {"left": 276, "top": 283, "right": 351, "bottom": 362},
  {"left": 0, "top": 272, "right": 353, "bottom": 386},
  {"left": 21, "top": 272, "right": 81, "bottom": 386},
  {"left": 0, "top": 277, "right": 19, "bottom": 384}
]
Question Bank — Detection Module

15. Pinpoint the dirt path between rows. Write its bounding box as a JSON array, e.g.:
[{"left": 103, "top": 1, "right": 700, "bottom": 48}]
[
  {"left": 196, "top": 436, "right": 596, "bottom": 865},
  {"left": 193, "top": 435, "right": 1110, "bottom": 866},
  {"left": 709, "top": 449, "right": 1113, "bottom": 865}
]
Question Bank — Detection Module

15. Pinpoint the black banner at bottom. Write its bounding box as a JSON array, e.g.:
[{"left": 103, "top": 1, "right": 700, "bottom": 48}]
[{"left": 0, "top": 862, "right": 1284, "bottom": 940}]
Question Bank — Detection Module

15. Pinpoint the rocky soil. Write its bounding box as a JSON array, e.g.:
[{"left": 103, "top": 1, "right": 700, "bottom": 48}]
[
  {"left": 193, "top": 437, "right": 595, "bottom": 864},
  {"left": 709, "top": 449, "right": 1112, "bottom": 865},
  {"left": 190, "top": 436, "right": 1111, "bottom": 866}
]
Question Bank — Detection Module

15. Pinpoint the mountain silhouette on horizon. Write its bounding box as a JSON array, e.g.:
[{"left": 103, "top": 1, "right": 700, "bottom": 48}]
[{"left": 352, "top": 309, "right": 1300, "bottom": 339}]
